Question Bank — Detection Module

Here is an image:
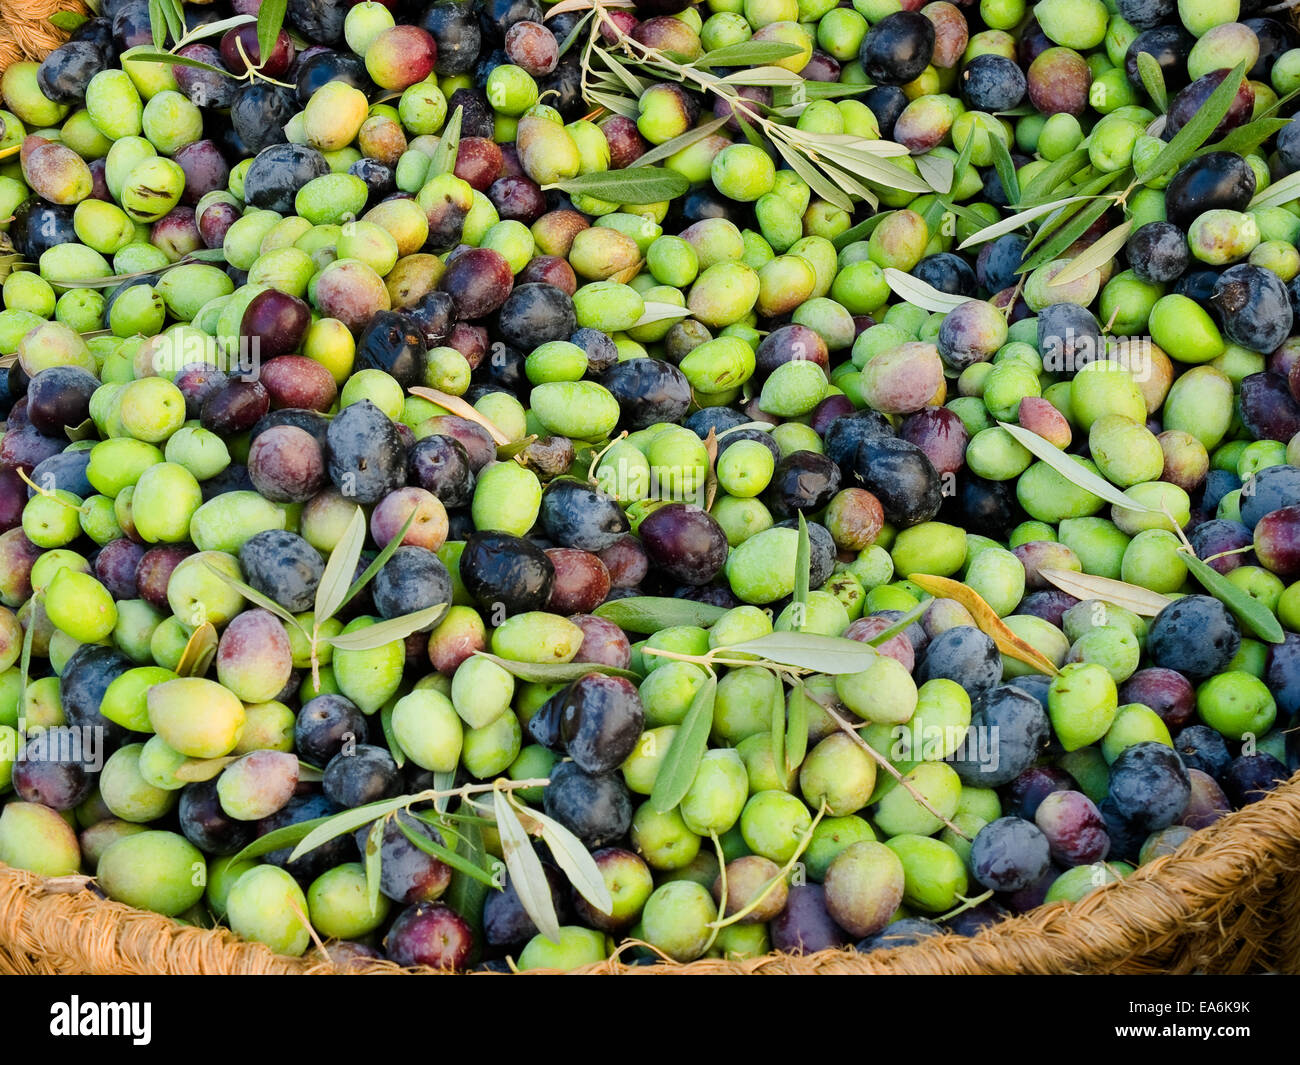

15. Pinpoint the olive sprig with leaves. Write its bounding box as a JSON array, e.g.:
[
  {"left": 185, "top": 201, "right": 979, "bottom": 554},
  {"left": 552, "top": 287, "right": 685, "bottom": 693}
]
[
  {"left": 206, "top": 505, "right": 448, "bottom": 688},
  {"left": 548, "top": 0, "right": 932, "bottom": 212},
  {"left": 133, "top": 0, "right": 293, "bottom": 87}
]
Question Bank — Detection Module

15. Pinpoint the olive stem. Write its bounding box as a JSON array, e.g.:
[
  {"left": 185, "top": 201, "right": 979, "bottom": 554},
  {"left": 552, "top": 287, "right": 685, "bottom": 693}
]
[
  {"left": 706, "top": 802, "right": 827, "bottom": 930},
  {"left": 823, "top": 706, "right": 972, "bottom": 841},
  {"left": 700, "top": 830, "right": 727, "bottom": 954},
  {"left": 936, "top": 889, "right": 994, "bottom": 922}
]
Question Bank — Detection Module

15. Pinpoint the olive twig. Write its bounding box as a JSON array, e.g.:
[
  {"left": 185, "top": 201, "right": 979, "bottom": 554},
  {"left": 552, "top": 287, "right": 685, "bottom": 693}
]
[
  {"left": 823, "top": 706, "right": 972, "bottom": 841},
  {"left": 700, "top": 830, "right": 727, "bottom": 955},
  {"left": 706, "top": 802, "right": 826, "bottom": 930},
  {"left": 935, "top": 889, "right": 994, "bottom": 922}
]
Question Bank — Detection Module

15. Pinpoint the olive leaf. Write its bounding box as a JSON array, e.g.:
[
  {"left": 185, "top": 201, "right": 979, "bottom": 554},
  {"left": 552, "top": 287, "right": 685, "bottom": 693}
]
[
  {"left": 1018, "top": 148, "right": 1090, "bottom": 206},
  {"left": 396, "top": 814, "right": 500, "bottom": 887},
  {"left": 324, "top": 604, "right": 449, "bottom": 651},
  {"left": 256, "top": 0, "right": 288, "bottom": 66},
  {"left": 832, "top": 214, "right": 887, "bottom": 250},
  {"left": 907, "top": 573, "right": 1061, "bottom": 676},
  {"left": 915, "top": 152, "right": 954, "bottom": 196},
  {"left": 1136, "top": 51, "right": 1168, "bottom": 113},
  {"left": 630, "top": 117, "right": 730, "bottom": 168},
  {"left": 229, "top": 815, "right": 334, "bottom": 864},
  {"left": 433, "top": 769, "right": 456, "bottom": 814},
  {"left": 45, "top": 251, "right": 226, "bottom": 289},
  {"left": 703, "top": 427, "right": 719, "bottom": 511},
  {"left": 471, "top": 650, "right": 639, "bottom": 683},
  {"left": 956, "top": 195, "right": 1086, "bottom": 250},
  {"left": 650, "top": 673, "right": 717, "bottom": 814},
  {"left": 1205, "top": 116, "right": 1290, "bottom": 158},
  {"left": 630, "top": 301, "right": 692, "bottom": 328},
  {"left": 49, "top": 9, "right": 88, "bottom": 29},
  {"left": 553, "top": 167, "right": 690, "bottom": 204},
  {"left": 986, "top": 120, "right": 1020, "bottom": 205},
  {"left": 719, "top": 65, "right": 803, "bottom": 86},
  {"left": 429, "top": 106, "right": 463, "bottom": 178},
  {"left": 1134, "top": 61, "right": 1248, "bottom": 185},
  {"left": 314, "top": 506, "right": 367, "bottom": 623},
  {"left": 288, "top": 795, "right": 417, "bottom": 863},
  {"left": 129, "top": 50, "right": 233, "bottom": 76},
  {"left": 1038, "top": 567, "right": 1174, "bottom": 617},
  {"left": 336, "top": 508, "right": 418, "bottom": 614},
  {"left": 721, "top": 633, "right": 879, "bottom": 674},
  {"left": 1018, "top": 191, "right": 1119, "bottom": 274},
  {"left": 176, "top": 622, "right": 218, "bottom": 677},
  {"left": 409, "top": 386, "right": 511, "bottom": 445},
  {"left": 784, "top": 681, "right": 808, "bottom": 775},
  {"left": 1180, "top": 550, "right": 1285, "bottom": 644},
  {"left": 445, "top": 820, "right": 493, "bottom": 927},
  {"left": 529, "top": 804, "right": 614, "bottom": 914},
  {"left": 882, "top": 268, "right": 972, "bottom": 313},
  {"left": 593, "top": 596, "right": 728, "bottom": 633},
  {"left": 493, "top": 788, "right": 561, "bottom": 943},
  {"left": 364, "top": 818, "right": 384, "bottom": 917},
  {"left": 998, "top": 421, "right": 1157, "bottom": 513},
  {"left": 204, "top": 563, "right": 306, "bottom": 633},
  {"left": 693, "top": 41, "right": 802, "bottom": 69},
  {"left": 17, "top": 598, "right": 35, "bottom": 698},
  {"left": 1046, "top": 220, "right": 1131, "bottom": 290},
  {"left": 380, "top": 703, "right": 406, "bottom": 768},
  {"left": 793, "top": 512, "right": 810, "bottom": 631},
  {"left": 1249, "top": 169, "right": 1300, "bottom": 212},
  {"left": 864, "top": 600, "right": 930, "bottom": 647},
  {"left": 769, "top": 679, "right": 786, "bottom": 783}
]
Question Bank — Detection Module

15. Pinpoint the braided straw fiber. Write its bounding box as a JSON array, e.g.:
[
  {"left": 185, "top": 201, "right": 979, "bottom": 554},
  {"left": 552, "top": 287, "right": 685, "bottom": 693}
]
[
  {"left": 0, "top": 771, "right": 1295, "bottom": 975},
  {"left": 1, "top": 0, "right": 86, "bottom": 63}
]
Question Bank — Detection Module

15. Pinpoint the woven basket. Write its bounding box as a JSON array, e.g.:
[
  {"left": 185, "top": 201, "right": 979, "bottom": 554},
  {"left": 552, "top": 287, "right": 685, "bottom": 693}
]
[
  {"left": 0, "top": 772, "right": 1295, "bottom": 975},
  {"left": 4, "top": 5, "right": 1300, "bottom": 979}
]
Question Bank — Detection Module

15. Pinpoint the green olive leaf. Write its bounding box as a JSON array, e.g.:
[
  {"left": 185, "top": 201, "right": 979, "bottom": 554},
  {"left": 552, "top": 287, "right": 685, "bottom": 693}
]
[
  {"left": 1134, "top": 61, "right": 1247, "bottom": 185},
  {"left": 256, "top": 0, "right": 288, "bottom": 66},
  {"left": 985, "top": 118, "right": 1020, "bottom": 205},
  {"left": 228, "top": 814, "right": 334, "bottom": 865},
  {"left": 1249, "top": 169, "right": 1300, "bottom": 212},
  {"left": 314, "top": 506, "right": 367, "bottom": 623},
  {"left": 336, "top": 508, "right": 419, "bottom": 614},
  {"left": 864, "top": 600, "right": 930, "bottom": 647},
  {"left": 1046, "top": 220, "right": 1131, "bottom": 290},
  {"left": 693, "top": 41, "right": 802, "bottom": 69},
  {"left": 429, "top": 105, "right": 463, "bottom": 177},
  {"left": 793, "top": 511, "right": 810, "bottom": 629},
  {"left": 722, "top": 633, "right": 879, "bottom": 674},
  {"left": 49, "top": 9, "right": 88, "bottom": 29},
  {"left": 323, "top": 604, "right": 449, "bottom": 651},
  {"left": 380, "top": 703, "right": 405, "bottom": 769},
  {"left": 204, "top": 563, "right": 306, "bottom": 633},
  {"left": 650, "top": 673, "right": 716, "bottom": 814},
  {"left": 1180, "top": 551, "right": 1285, "bottom": 644},
  {"left": 914, "top": 152, "right": 954, "bottom": 196},
  {"left": 433, "top": 769, "right": 456, "bottom": 814},
  {"left": 364, "top": 818, "right": 384, "bottom": 917},
  {"left": 1136, "top": 51, "right": 1167, "bottom": 113},
  {"left": 493, "top": 788, "right": 561, "bottom": 943},
  {"left": 528, "top": 803, "right": 614, "bottom": 914},
  {"left": 1018, "top": 191, "right": 1118, "bottom": 274},
  {"left": 553, "top": 167, "right": 690, "bottom": 204},
  {"left": 785, "top": 681, "right": 808, "bottom": 775},
  {"left": 593, "top": 596, "right": 728, "bottom": 633},
  {"left": 998, "top": 421, "right": 1157, "bottom": 513},
  {"left": 396, "top": 814, "right": 499, "bottom": 887},
  {"left": 471, "top": 651, "right": 638, "bottom": 683},
  {"left": 288, "top": 795, "right": 417, "bottom": 863},
  {"left": 769, "top": 679, "right": 786, "bottom": 782}
]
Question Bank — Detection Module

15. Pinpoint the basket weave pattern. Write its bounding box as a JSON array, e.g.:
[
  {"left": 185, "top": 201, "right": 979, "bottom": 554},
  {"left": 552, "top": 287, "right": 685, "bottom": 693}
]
[
  {"left": 0, "top": 772, "right": 1295, "bottom": 975},
  {"left": 0, "top": 0, "right": 87, "bottom": 71}
]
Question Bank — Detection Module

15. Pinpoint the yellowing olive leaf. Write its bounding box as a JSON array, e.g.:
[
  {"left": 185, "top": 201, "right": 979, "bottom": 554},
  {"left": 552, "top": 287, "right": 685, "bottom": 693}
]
[
  {"left": 409, "top": 386, "right": 512, "bottom": 445},
  {"left": 1037, "top": 568, "right": 1174, "bottom": 617},
  {"left": 176, "top": 622, "right": 218, "bottom": 678},
  {"left": 907, "top": 574, "right": 1061, "bottom": 675},
  {"left": 998, "top": 421, "right": 1156, "bottom": 513},
  {"left": 493, "top": 788, "right": 560, "bottom": 943}
]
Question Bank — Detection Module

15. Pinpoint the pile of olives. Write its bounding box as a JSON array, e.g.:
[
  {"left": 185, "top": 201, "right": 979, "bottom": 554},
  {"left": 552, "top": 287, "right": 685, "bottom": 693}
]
[{"left": 0, "top": 0, "right": 1298, "bottom": 972}]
